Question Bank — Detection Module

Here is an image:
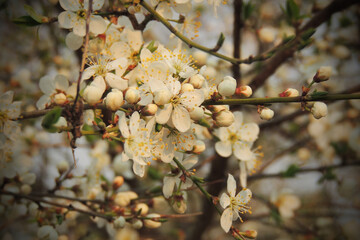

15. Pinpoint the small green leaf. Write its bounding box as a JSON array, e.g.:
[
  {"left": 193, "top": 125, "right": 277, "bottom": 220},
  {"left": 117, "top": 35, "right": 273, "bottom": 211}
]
[
  {"left": 147, "top": 166, "right": 163, "bottom": 180},
  {"left": 318, "top": 168, "right": 337, "bottom": 183},
  {"left": 286, "top": 0, "right": 300, "bottom": 20},
  {"left": 12, "top": 15, "right": 41, "bottom": 27},
  {"left": 42, "top": 107, "right": 62, "bottom": 130},
  {"left": 270, "top": 209, "right": 282, "bottom": 224},
  {"left": 100, "top": 175, "right": 110, "bottom": 184},
  {"left": 155, "top": 123, "right": 163, "bottom": 132},
  {"left": 310, "top": 91, "right": 328, "bottom": 98},
  {"left": 300, "top": 28, "right": 316, "bottom": 41},
  {"left": 56, "top": 215, "right": 63, "bottom": 225},
  {"left": 24, "top": 4, "right": 43, "bottom": 23},
  {"left": 146, "top": 40, "right": 158, "bottom": 53},
  {"left": 242, "top": 2, "right": 255, "bottom": 20},
  {"left": 281, "top": 164, "right": 299, "bottom": 178}
]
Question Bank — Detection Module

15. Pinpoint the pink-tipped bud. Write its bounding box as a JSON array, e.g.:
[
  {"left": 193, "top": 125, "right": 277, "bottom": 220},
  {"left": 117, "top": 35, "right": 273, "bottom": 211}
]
[
  {"left": 279, "top": 88, "right": 299, "bottom": 97},
  {"left": 113, "top": 176, "right": 124, "bottom": 190},
  {"left": 236, "top": 85, "right": 252, "bottom": 97},
  {"left": 313, "top": 66, "right": 332, "bottom": 82}
]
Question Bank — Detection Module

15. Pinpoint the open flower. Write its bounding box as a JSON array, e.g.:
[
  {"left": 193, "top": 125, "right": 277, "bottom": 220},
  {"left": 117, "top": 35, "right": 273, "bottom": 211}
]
[
  {"left": 220, "top": 174, "right": 252, "bottom": 233},
  {"left": 215, "top": 111, "right": 259, "bottom": 158},
  {"left": 0, "top": 91, "right": 21, "bottom": 142},
  {"left": 58, "top": 0, "right": 107, "bottom": 37}
]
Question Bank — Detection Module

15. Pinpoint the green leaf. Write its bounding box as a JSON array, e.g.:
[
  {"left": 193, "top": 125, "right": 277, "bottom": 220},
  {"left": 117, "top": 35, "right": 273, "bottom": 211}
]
[
  {"left": 147, "top": 166, "right": 163, "bottom": 180},
  {"left": 286, "top": 0, "right": 300, "bottom": 20},
  {"left": 270, "top": 209, "right": 282, "bottom": 224},
  {"left": 146, "top": 40, "right": 158, "bottom": 53},
  {"left": 242, "top": 2, "right": 255, "bottom": 20},
  {"left": 300, "top": 28, "right": 316, "bottom": 41},
  {"left": 318, "top": 168, "right": 337, "bottom": 183},
  {"left": 310, "top": 91, "right": 328, "bottom": 98},
  {"left": 281, "top": 164, "right": 299, "bottom": 178},
  {"left": 12, "top": 15, "right": 41, "bottom": 27},
  {"left": 56, "top": 215, "right": 63, "bottom": 225},
  {"left": 24, "top": 4, "right": 43, "bottom": 23},
  {"left": 82, "top": 124, "right": 99, "bottom": 143},
  {"left": 100, "top": 175, "right": 110, "bottom": 184},
  {"left": 155, "top": 123, "right": 163, "bottom": 132},
  {"left": 42, "top": 107, "right": 62, "bottom": 131}
]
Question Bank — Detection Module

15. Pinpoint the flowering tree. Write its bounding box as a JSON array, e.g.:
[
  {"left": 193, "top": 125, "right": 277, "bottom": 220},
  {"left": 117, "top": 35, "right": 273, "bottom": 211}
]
[{"left": 1, "top": 0, "right": 360, "bottom": 239}]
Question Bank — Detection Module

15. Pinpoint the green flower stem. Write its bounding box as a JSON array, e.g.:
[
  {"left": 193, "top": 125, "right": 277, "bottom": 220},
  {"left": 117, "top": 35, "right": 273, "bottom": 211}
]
[
  {"left": 172, "top": 158, "right": 222, "bottom": 214},
  {"left": 140, "top": 0, "right": 271, "bottom": 65},
  {"left": 202, "top": 93, "right": 360, "bottom": 106}
]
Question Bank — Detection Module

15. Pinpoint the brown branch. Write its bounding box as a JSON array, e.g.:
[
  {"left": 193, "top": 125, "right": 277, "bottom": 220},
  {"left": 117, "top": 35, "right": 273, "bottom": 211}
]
[
  {"left": 249, "top": 0, "right": 359, "bottom": 93},
  {"left": 232, "top": 0, "right": 243, "bottom": 83}
]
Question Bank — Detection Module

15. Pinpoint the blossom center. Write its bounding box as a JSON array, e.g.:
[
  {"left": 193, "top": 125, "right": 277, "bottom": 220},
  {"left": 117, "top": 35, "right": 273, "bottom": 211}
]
[
  {"left": 77, "top": 9, "right": 87, "bottom": 19},
  {"left": 228, "top": 132, "right": 238, "bottom": 144}
]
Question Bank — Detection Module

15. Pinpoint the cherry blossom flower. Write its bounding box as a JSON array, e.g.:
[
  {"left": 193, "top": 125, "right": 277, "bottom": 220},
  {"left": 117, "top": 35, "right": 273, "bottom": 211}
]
[
  {"left": 220, "top": 174, "right": 252, "bottom": 232},
  {"left": 58, "top": 0, "right": 107, "bottom": 37},
  {"left": 0, "top": 91, "right": 21, "bottom": 142},
  {"left": 162, "top": 153, "right": 198, "bottom": 198},
  {"left": 214, "top": 111, "right": 259, "bottom": 158}
]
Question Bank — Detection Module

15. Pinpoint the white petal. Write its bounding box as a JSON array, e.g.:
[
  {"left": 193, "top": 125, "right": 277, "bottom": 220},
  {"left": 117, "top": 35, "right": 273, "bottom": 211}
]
[
  {"left": 236, "top": 188, "right": 252, "bottom": 204},
  {"left": 126, "top": 29, "right": 143, "bottom": 52},
  {"left": 163, "top": 176, "right": 176, "bottom": 198},
  {"left": 36, "top": 95, "right": 51, "bottom": 110},
  {"left": 215, "top": 141, "right": 232, "bottom": 157},
  {"left": 232, "top": 111, "right": 243, "bottom": 129},
  {"left": 220, "top": 208, "right": 233, "bottom": 233},
  {"left": 92, "top": 0, "right": 105, "bottom": 11},
  {"left": 4, "top": 121, "right": 20, "bottom": 141},
  {"left": 59, "top": 0, "right": 81, "bottom": 11},
  {"left": 129, "top": 112, "right": 140, "bottom": 135},
  {"left": 140, "top": 48, "right": 153, "bottom": 63},
  {"left": 155, "top": 103, "right": 172, "bottom": 124},
  {"left": 73, "top": 18, "right": 86, "bottom": 37},
  {"left": 133, "top": 162, "right": 145, "bottom": 177},
  {"left": 0, "top": 91, "right": 13, "bottom": 105},
  {"left": 54, "top": 75, "right": 69, "bottom": 91},
  {"left": 110, "top": 42, "right": 131, "bottom": 59},
  {"left": 58, "top": 11, "right": 76, "bottom": 29},
  {"left": 82, "top": 66, "right": 96, "bottom": 81},
  {"left": 180, "top": 89, "right": 204, "bottom": 109},
  {"left": 39, "top": 76, "right": 55, "bottom": 95},
  {"left": 119, "top": 115, "right": 130, "bottom": 138},
  {"left": 172, "top": 106, "right": 191, "bottom": 132},
  {"left": 157, "top": 2, "right": 173, "bottom": 19},
  {"left": 227, "top": 174, "right": 236, "bottom": 197},
  {"left": 105, "top": 73, "right": 128, "bottom": 90},
  {"left": 182, "top": 155, "right": 198, "bottom": 169},
  {"left": 107, "top": 58, "right": 128, "bottom": 71},
  {"left": 6, "top": 102, "right": 21, "bottom": 119},
  {"left": 239, "top": 123, "right": 259, "bottom": 142},
  {"left": 234, "top": 142, "right": 253, "bottom": 161},
  {"left": 91, "top": 76, "right": 106, "bottom": 92},
  {"left": 219, "top": 193, "right": 230, "bottom": 209},
  {"left": 65, "top": 32, "right": 83, "bottom": 50},
  {"left": 239, "top": 161, "right": 247, "bottom": 188},
  {"left": 90, "top": 15, "right": 107, "bottom": 35}
]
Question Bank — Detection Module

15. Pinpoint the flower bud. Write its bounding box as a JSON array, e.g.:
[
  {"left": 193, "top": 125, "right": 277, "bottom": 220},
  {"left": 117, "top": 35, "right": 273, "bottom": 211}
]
[
  {"left": 54, "top": 93, "right": 67, "bottom": 105},
  {"left": 193, "top": 51, "right": 208, "bottom": 65},
  {"left": 311, "top": 102, "right": 328, "bottom": 119},
  {"left": 134, "top": 203, "right": 149, "bottom": 215},
  {"left": 260, "top": 107, "right": 274, "bottom": 120},
  {"left": 214, "top": 110, "right": 234, "bottom": 127},
  {"left": 83, "top": 85, "right": 103, "bottom": 105},
  {"left": 314, "top": 66, "right": 332, "bottom": 82},
  {"left": 297, "top": 147, "right": 310, "bottom": 162},
  {"left": 37, "top": 226, "right": 58, "bottom": 240},
  {"left": 113, "top": 216, "right": 126, "bottom": 229},
  {"left": 20, "top": 184, "right": 32, "bottom": 195},
  {"left": 144, "top": 214, "right": 162, "bottom": 228},
  {"left": 142, "top": 104, "right": 158, "bottom": 116},
  {"left": 218, "top": 78, "right": 237, "bottom": 97},
  {"left": 209, "top": 105, "right": 228, "bottom": 113},
  {"left": 105, "top": 89, "right": 124, "bottom": 111},
  {"left": 189, "top": 74, "right": 205, "bottom": 89},
  {"left": 20, "top": 172, "right": 36, "bottom": 185},
  {"left": 241, "top": 230, "right": 258, "bottom": 239},
  {"left": 57, "top": 160, "right": 69, "bottom": 174},
  {"left": 189, "top": 107, "right": 204, "bottom": 121},
  {"left": 125, "top": 87, "right": 140, "bottom": 104},
  {"left": 132, "top": 219, "right": 143, "bottom": 229},
  {"left": 172, "top": 199, "right": 187, "bottom": 213},
  {"left": 279, "top": 88, "right": 299, "bottom": 97},
  {"left": 113, "top": 176, "right": 124, "bottom": 190},
  {"left": 154, "top": 89, "right": 172, "bottom": 105},
  {"left": 331, "top": 45, "right": 350, "bottom": 59},
  {"left": 236, "top": 85, "right": 252, "bottom": 97},
  {"left": 181, "top": 83, "right": 194, "bottom": 93},
  {"left": 192, "top": 140, "right": 206, "bottom": 154},
  {"left": 114, "top": 191, "right": 138, "bottom": 207},
  {"left": 259, "top": 27, "right": 276, "bottom": 43}
]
